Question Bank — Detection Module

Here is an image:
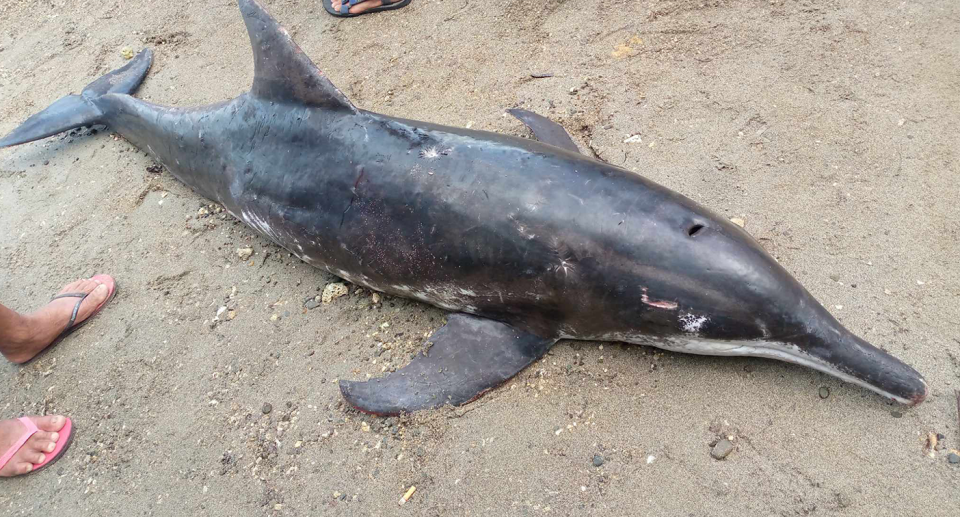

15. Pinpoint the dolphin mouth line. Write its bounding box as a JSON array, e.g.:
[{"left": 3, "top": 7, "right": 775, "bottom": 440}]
[{"left": 646, "top": 337, "right": 923, "bottom": 405}]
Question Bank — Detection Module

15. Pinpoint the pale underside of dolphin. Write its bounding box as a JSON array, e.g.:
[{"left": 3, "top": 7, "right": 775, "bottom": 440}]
[{"left": 0, "top": 0, "right": 928, "bottom": 414}]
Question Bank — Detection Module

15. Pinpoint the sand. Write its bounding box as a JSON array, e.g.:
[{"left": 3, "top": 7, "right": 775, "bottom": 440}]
[{"left": 1, "top": 0, "right": 958, "bottom": 515}]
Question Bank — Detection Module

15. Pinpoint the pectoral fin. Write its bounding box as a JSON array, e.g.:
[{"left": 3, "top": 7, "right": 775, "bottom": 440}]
[{"left": 340, "top": 314, "right": 556, "bottom": 415}]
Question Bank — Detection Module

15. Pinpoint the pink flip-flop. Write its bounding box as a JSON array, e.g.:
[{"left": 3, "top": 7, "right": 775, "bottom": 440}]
[
  {"left": 0, "top": 417, "right": 74, "bottom": 476},
  {"left": 44, "top": 274, "right": 118, "bottom": 351}
]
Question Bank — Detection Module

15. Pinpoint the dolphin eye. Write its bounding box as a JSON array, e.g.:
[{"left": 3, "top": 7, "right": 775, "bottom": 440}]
[{"left": 687, "top": 224, "right": 704, "bottom": 237}]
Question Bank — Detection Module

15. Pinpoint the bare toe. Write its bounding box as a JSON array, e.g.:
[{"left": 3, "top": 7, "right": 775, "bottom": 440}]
[
  {"left": 33, "top": 415, "right": 67, "bottom": 433},
  {"left": 73, "top": 283, "right": 110, "bottom": 322},
  {"left": 59, "top": 279, "right": 86, "bottom": 293},
  {"left": 27, "top": 432, "right": 57, "bottom": 453},
  {"left": 6, "top": 463, "right": 33, "bottom": 476}
]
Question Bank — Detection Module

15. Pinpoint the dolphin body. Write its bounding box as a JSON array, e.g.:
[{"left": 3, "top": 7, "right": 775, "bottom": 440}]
[{"left": 0, "top": 0, "right": 927, "bottom": 414}]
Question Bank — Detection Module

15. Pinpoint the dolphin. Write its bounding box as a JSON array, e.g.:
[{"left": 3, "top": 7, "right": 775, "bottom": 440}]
[{"left": 0, "top": 0, "right": 927, "bottom": 414}]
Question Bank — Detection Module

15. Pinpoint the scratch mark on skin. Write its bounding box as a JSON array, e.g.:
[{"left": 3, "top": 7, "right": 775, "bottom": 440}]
[
  {"left": 641, "top": 287, "right": 678, "bottom": 310},
  {"left": 241, "top": 209, "right": 280, "bottom": 242},
  {"left": 567, "top": 193, "right": 584, "bottom": 205},
  {"left": 757, "top": 320, "right": 770, "bottom": 338},
  {"left": 555, "top": 260, "right": 574, "bottom": 276},
  {"left": 340, "top": 167, "right": 366, "bottom": 229}
]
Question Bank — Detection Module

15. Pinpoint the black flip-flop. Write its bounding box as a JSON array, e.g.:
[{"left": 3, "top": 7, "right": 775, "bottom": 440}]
[
  {"left": 19, "top": 275, "right": 118, "bottom": 365},
  {"left": 322, "top": 0, "right": 412, "bottom": 18}
]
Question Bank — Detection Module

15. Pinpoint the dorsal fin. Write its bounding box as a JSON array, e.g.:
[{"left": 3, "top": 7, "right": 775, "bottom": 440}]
[
  {"left": 506, "top": 109, "right": 581, "bottom": 154},
  {"left": 239, "top": 0, "right": 355, "bottom": 111}
]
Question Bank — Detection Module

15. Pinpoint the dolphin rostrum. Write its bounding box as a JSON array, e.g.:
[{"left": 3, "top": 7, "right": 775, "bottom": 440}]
[{"left": 0, "top": 0, "right": 927, "bottom": 414}]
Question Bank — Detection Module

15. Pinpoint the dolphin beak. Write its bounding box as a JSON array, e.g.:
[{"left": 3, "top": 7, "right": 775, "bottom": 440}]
[{"left": 796, "top": 330, "right": 928, "bottom": 405}]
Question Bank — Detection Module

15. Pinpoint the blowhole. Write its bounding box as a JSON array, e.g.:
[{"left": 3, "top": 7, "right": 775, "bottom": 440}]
[{"left": 687, "top": 224, "right": 704, "bottom": 237}]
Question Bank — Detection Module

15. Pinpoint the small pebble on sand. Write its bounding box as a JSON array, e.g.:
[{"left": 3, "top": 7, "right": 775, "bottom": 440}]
[
  {"left": 819, "top": 387, "right": 830, "bottom": 399},
  {"left": 322, "top": 283, "right": 349, "bottom": 304},
  {"left": 948, "top": 453, "right": 960, "bottom": 464},
  {"left": 262, "top": 403, "right": 273, "bottom": 414},
  {"left": 592, "top": 454, "right": 605, "bottom": 467},
  {"left": 711, "top": 439, "right": 735, "bottom": 460}
]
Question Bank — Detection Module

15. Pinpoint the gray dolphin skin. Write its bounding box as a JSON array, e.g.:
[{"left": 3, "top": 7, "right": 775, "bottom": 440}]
[{"left": 0, "top": 0, "right": 927, "bottom": 414}]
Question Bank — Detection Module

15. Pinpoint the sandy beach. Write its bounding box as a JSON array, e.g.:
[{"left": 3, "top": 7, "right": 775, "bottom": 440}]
[{"left": 1, "top": 0, "right": 958, "bottom": 515}]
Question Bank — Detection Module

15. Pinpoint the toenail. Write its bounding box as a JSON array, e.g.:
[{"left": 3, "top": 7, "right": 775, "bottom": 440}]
[
  {"left": 51, "top": 432, "right": 59, "bottom": 441},
  {"left": 24, "top": 464, "right": 32, "bottom": 473},
  {"left": 46, "top": 443, "right": 56, "bottom": 452},
  {"left": 52, "top": 416, "right": 64, "bottom": 425}
]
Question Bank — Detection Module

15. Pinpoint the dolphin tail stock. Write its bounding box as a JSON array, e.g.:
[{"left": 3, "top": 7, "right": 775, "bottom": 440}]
[
  {"left": 0, "top": 49, "right": 153, "bottom": 149},
  {"left": 340, "top": 314, "right": 557, "bottom": 416}
]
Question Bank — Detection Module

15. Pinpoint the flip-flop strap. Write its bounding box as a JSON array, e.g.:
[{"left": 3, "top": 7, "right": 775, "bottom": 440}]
[
  {"left": 340, "top": 0, "right": 363, "bottom": 12},
  {"left": 0, "top": 417, "right": 39, "bottom": 471},
  {"left": 338, "top": 0, "right": 395, "bottom": 13},
  {"left": 50, "top": 292, "right": 89, "bottom": 329}
]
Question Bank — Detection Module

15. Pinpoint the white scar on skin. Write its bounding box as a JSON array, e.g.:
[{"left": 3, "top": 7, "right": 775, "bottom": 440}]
[
  {"left": 516, "top": 224, "right": 536, "bottom": 240},
  {"left": 679, "top": 313, "right": 709, "bottom": 333},
  {"left": 419, "top": 146, "right": 451, "bottom": 160}
]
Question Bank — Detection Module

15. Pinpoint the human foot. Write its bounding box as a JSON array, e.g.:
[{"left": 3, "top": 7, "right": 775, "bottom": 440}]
[
  {"left": 325, "top": 0, "right": 410, "bottom": 16},
  {"left": 0, "top": 415, "right": 70, "bottom": 477},
  {"left": 1, "top": 275, "right": 116, "bottom": 364},
  {"left": 331, "top": 0, "right": 383, "bottom": 15}
]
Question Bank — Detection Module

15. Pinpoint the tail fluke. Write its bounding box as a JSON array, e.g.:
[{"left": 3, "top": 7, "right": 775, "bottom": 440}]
[
  {"left": 0, "top": 49, "right": 153, "bottom": 149},
  {"left": 81, "top": 49, "right": 154, "bottom": 98}
]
